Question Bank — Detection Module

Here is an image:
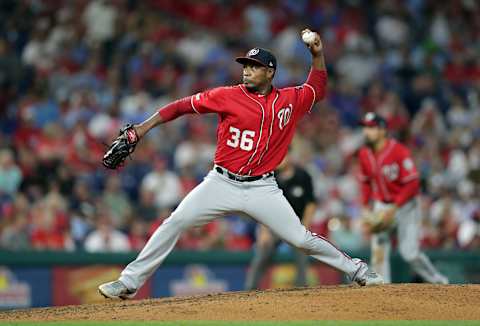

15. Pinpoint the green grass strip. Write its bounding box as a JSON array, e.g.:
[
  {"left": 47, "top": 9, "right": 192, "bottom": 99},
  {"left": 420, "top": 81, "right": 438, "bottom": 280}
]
[{"left": 1, "top": 321, "right": 480, "bottom": 326}]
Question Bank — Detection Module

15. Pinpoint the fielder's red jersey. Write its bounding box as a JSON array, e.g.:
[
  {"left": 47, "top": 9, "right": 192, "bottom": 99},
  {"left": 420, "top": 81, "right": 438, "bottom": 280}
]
[
  {"left": 357, "top": 139, "right": 420, "bottom": 207},
  {"left": 160, "top": 69, "right": 327, "bottom": 176}
]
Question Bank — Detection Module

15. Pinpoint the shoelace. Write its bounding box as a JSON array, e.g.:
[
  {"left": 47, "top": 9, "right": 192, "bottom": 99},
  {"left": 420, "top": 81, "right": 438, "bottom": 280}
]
[
  {"left": 110, "top": 282, "right": 127, "bottom": 292},
  {"left": 365, "top": 269, "right": 376, "bottom": 276},
  {"left": 365, "top": 270, "right": 380, "bottom": 280},
  {"left": 113, "top": 282, "right": 136, "bottom": 295}
]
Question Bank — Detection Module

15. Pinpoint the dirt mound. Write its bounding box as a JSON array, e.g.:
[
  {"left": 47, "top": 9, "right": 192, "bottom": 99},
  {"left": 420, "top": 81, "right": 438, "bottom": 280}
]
[{"left": 1, "top": 284, "right": 479, "bottom": 321}]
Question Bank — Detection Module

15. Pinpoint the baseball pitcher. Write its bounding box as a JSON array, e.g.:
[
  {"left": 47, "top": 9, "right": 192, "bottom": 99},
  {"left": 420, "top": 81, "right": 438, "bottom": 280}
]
[
  {"left": 98, "top": 30, "right": 383, "bottom": 300},
  {"left": 358, "top": 112, "right": 448, "bottom": 284}
]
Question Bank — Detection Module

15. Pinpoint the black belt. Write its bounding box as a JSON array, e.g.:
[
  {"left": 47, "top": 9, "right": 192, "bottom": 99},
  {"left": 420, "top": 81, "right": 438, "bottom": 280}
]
[{"left": 215, "top": 166, "right": 274, "bottom": 182}]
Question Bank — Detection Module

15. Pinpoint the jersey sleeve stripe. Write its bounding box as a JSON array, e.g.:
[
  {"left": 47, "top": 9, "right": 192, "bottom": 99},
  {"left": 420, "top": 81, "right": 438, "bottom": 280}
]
[
  {"left": 304, "top": 83, "right": 316, "bottom": 113},
  {"left": 190, "top": 95, "right": 201, "bottom": 114}
]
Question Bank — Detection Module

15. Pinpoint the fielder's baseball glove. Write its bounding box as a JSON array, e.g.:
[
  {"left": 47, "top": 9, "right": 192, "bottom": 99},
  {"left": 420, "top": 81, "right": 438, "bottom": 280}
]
[
  {"left": 102, "top": 124, "right": 139, "bottom": 169},
  {"left": 362, "top": 209, "right": 395, "bottom": 233}
]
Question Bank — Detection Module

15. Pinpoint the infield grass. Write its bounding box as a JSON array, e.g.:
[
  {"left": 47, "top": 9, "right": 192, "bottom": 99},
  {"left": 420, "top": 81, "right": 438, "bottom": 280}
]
[{"left": 1, "top": 321, "right": 480, "bottom": 326}]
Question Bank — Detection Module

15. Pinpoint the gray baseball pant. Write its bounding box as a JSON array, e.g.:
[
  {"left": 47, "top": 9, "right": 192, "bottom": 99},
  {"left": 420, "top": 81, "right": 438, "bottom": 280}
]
[
  {"left": 371, "top": 199, "right": 445, "bottom": 283},
  {"left": 119, "top": 169, "right": 363, "bottom": 291}
]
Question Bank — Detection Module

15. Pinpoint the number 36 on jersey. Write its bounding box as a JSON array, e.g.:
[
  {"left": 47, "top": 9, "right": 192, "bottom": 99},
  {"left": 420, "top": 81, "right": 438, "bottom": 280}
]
[{"left": 226, "top": 126, "right": 256, "bottom": 151}]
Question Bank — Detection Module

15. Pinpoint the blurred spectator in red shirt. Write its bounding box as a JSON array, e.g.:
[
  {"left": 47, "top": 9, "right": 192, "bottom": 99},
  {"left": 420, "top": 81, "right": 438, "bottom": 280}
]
[
  {"left": 177, "top": 220, "right": 222, "bottom": 250},
  {"left": 30, "top": 196, "right": 74, "bottom": 251},
  {"left": 223, "top": 217, "right": 253, "bottom": 251},
  {"left": 0, "top": 193, "right": 30, "bottom": 250}
]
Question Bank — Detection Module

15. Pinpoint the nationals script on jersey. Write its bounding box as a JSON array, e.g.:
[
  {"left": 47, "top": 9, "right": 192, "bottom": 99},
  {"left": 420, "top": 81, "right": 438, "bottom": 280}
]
[
  {"left": 187, "top": 69, "right": 327, "bottom": 176},
  {"left": 358, "top": 139, "right": 420, "bottom": 206}
]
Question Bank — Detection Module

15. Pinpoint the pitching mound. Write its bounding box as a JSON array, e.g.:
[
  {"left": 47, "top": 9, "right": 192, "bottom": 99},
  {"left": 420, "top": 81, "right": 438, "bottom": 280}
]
[{"left": 1, "top": 284, "right": 479, "bottom": 322}]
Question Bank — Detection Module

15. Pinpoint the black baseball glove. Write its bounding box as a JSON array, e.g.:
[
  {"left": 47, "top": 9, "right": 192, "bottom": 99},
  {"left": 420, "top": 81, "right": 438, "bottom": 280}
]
[{"left": 102, "top": 124, "right": 139, "bottom": 169}]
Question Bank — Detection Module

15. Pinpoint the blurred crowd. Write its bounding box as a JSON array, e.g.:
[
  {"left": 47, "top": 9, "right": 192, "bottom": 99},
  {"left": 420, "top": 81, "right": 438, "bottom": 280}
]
[{"left": 0, "top": 0, "right": 479, "bottom": 253}]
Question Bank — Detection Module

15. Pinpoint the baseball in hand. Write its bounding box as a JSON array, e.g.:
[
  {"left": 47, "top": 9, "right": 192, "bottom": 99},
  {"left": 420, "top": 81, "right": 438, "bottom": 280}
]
[{"left": 302, "top": 31, "right": 317, "bottom": 44}]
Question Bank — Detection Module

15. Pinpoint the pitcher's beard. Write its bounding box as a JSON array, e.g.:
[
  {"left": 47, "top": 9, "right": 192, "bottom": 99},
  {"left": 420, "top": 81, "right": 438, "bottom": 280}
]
[
  {"left": 365, "top": 139, "right": 376, "bottom": 148},
  {"left": 244, "top": 83, "right": 258, "bottom": 92}
]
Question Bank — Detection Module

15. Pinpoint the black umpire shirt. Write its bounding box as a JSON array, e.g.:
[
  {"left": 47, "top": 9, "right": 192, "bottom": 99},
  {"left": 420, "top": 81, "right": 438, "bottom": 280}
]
[{"left": 276, "top": 166, "right": 315, "bottom": 220}]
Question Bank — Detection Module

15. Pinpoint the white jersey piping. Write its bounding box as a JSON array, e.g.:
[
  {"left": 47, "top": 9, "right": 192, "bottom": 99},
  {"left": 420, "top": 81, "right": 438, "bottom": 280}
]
[
  {"left": 190, "top": 94, "right": 201, "bottom": 114},
  {"left": 256, "top": 92, "right": 279, "bottom": 166},
  {"left": 238, "top": 85, "right": 265, "bottom": 175},
  {"left": 304, "top": 83, "right": 316, "bottom": 113}
]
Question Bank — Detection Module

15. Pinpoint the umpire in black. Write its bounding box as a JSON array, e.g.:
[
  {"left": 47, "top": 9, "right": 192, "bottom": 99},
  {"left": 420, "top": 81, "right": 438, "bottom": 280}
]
[{"left": 245, "top": 152, "right": 317, "bottom": 289}]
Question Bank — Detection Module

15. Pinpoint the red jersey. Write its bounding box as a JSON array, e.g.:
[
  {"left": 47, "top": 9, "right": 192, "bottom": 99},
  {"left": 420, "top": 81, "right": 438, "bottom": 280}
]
[
  {"left": 159, "top": 69, "right": 327, "bottom": 176},
  {"left": 358, "top": 139, "right": 420, "bottom": 207}
]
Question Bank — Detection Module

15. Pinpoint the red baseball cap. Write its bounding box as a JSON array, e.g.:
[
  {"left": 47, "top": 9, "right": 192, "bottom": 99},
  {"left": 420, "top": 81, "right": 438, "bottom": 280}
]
[{"left": 359, "top": 112, "right": 387, "bottom": 128}]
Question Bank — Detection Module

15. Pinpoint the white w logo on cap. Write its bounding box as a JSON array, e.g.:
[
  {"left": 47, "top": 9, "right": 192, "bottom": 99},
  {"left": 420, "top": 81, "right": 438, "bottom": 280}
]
[
  {"left": 365, "top": 112, "right": 375, "bottom": 121},
  {"left": 247, "top": 48, "right": 259, "bottom": 56}
]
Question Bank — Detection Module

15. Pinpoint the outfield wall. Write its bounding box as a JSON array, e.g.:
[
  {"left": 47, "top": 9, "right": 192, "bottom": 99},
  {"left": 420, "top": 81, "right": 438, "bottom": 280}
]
[{"left": 0, "top": 250, "right": 478, "bottom": 309}]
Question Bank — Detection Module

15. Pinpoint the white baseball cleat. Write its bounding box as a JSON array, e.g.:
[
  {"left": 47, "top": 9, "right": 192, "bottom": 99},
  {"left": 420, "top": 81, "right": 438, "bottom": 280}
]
[
  {"left": 353, "top": 260, "right": 384, "bottom": 286},
  {"left": 433, "top": 274, "right": 449, "bottom": 285},
  {"left": 98, "top": 280, "right": 137, "bottom": 300},
  {"left": 356, "top": 269, "right": 384, "bottom": 286}
]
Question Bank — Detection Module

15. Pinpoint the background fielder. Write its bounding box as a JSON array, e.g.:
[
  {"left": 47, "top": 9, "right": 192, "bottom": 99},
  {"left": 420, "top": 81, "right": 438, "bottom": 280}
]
[
  {"left": 358, "top": 112, "right": 448, "bottom": 284},
  {"left": 98, "top": 29, "right": 383, "bottom": 299}
]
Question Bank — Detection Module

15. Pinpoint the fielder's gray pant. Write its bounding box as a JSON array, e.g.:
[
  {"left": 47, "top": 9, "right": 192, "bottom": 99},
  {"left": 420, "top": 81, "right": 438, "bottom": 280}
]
[
  {"left": 120, "top": 169, "right": 363, "bottom": 290},
  {"left": 371, "top": 199, "right": 445, "bottom": 283},
  {"left": 245, "top": 233, "right": 309, "bottom": 290}
]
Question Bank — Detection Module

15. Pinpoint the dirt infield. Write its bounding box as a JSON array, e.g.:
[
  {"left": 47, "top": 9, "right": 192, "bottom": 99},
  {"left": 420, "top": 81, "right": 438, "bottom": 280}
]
[{"left": 1, "top": 284, "right": 479, "bottom": 322}]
